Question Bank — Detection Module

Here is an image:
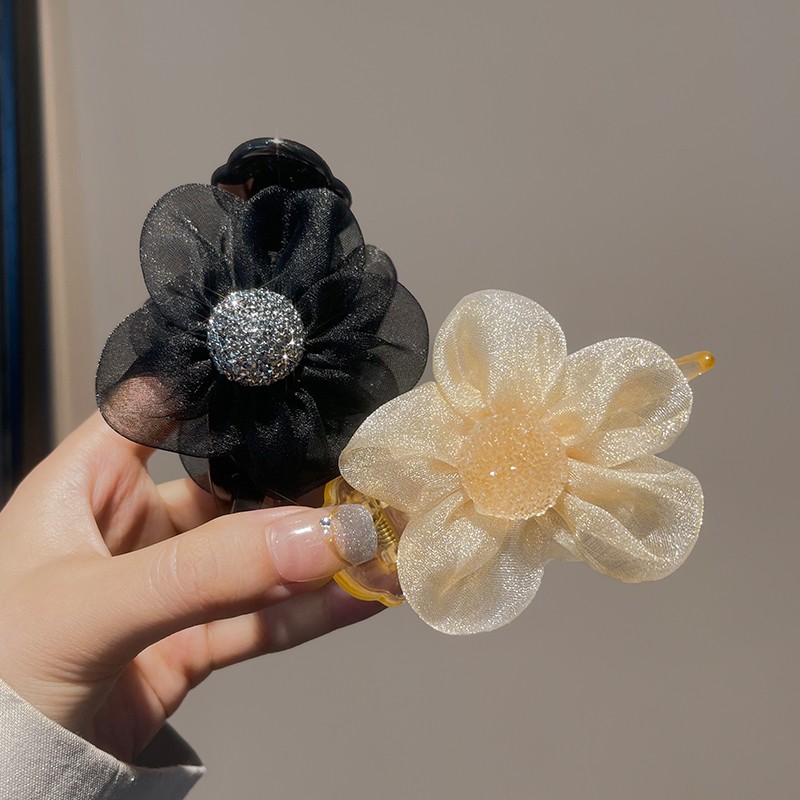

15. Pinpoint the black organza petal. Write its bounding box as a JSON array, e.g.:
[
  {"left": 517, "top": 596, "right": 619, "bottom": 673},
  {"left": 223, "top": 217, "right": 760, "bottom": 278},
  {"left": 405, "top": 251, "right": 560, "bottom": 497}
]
[
  {"left": 224, "top": 387, "right": 334, "bottom": 500},
  {"left": 96, "top": 301, "right": 233, "bottom": 457},
  {"left": 297, "top": 246, "right": 408, "bottom": 342},
  {"left": 360, "top": 244, "right": 397, "bottom": 280},
  {"left": 294, "top": 268, "right": 365, "bottom": 339},
  {"left": 235, "top": 188, "right": 362, "bottom": 298},
  {"left": 140, "top": 184, "right": 242, "bottom": 329},
  {"left": 301, "top": 359, "right": 399, "bottom": 442},
  {"left": 181, "top": 453, "right": 214, "bottom": 495},
  {"left": 97, "top": 176, "right": 429, "bottom": 503},
  {"left": 301, "top": 265, "right": 428, "bottom": 399}
]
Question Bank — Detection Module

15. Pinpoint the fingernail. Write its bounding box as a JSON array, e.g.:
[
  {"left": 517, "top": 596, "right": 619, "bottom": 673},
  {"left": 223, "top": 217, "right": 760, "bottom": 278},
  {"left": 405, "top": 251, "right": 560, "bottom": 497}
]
[{"left": 268, "top": 505, "right": 378, "bottom": 582}]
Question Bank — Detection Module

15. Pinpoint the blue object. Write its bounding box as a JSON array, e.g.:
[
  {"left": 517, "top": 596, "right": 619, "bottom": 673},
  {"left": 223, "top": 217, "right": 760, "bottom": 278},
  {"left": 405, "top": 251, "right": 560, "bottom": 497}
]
[{"left": 0, "top": 0, "right": 23, "bottom": 500}]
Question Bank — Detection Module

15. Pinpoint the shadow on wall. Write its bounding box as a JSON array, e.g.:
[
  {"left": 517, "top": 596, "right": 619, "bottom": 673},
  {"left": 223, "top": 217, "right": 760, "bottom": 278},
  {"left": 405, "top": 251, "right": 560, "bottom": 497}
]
[{"left": 40, "top": 0, "right": 95, "bottom": 442}]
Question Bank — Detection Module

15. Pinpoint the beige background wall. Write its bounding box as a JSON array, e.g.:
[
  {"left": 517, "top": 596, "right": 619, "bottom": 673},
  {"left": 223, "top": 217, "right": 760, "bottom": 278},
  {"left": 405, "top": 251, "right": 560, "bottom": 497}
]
[{"left": 39, "top": 1, "right": 798, "bottom": 797}]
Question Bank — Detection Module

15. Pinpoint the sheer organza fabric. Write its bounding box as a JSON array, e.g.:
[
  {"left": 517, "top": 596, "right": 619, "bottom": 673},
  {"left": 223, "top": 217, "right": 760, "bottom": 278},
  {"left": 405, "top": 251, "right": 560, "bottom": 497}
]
[
  {"left": 97, "top": 184, "right": 428, "bottom": 500},
  {"left": 340, "top": 291, "right": 702, "bottom": 634}
]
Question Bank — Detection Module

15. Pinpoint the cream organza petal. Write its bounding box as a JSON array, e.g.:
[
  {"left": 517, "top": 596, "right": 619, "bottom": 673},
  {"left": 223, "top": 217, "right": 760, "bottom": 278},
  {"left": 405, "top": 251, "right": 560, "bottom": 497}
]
[
  {"left": 544, "top": 538, "right": 581, "bottom": 563},
  {"left": 398, "top": 491, "right": 550, "bottom": 634},
  {"left": 544, "top": 338, "right": 692, "bottom": 467},
  {"left": 433, "top": 290, "right": 568, "bottom": 417},
  {"left": 339, "top": 382, "right": 467, "bottom": 514},
  {"left": 545, "top": 456, "right": 703, "bottom": 582}
]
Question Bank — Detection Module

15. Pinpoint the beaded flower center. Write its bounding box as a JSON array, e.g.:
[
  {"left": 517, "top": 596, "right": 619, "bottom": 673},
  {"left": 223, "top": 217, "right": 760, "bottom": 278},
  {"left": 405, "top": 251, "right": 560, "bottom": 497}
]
[
  {"left": 207, "top": 288, "right": 305, "bottom": 387},
  {"left": 459, "top": 411, "right": 568, "bottom": 519}
]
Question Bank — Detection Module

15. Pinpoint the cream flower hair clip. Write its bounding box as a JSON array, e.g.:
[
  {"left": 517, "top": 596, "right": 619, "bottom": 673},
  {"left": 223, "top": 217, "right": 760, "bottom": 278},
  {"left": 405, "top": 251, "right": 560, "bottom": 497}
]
[{"left": 331, "top": 290, "right": 714, "bottom": 634}]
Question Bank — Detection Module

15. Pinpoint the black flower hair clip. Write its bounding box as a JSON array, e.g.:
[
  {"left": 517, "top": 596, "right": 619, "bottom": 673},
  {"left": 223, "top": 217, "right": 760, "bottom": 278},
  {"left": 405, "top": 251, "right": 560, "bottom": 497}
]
[{"left": 97, "top": 139, "right": 429, "bottom": 505}]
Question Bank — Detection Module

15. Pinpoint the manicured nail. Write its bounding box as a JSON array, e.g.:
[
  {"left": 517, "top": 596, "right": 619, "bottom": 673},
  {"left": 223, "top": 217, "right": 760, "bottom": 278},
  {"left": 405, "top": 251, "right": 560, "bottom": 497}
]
[{"left": 268, "top": 505, "right": 378, "bottom": 582}]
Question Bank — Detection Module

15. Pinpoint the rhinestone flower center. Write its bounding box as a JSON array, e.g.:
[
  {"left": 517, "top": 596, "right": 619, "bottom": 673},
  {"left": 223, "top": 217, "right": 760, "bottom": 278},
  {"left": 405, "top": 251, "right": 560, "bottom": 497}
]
[
  {"left": 459, "top": 411, "right": 568, "bottom": 519},
  {"left": 207, "top": 288, "right": 305, "bottom": 387}
]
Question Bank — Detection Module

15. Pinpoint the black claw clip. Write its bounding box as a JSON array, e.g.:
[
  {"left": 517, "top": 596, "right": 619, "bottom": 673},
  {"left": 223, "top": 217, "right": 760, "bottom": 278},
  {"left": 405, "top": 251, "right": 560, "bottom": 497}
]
[{"left": 211, "top": 137, "right": 352, "bottom": 206}]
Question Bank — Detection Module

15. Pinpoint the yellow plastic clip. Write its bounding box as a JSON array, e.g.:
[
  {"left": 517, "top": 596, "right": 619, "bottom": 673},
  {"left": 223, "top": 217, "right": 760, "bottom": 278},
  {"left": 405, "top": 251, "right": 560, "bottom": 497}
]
[{"left": 675, "top": 351, "right": 716, "bottom": 381}]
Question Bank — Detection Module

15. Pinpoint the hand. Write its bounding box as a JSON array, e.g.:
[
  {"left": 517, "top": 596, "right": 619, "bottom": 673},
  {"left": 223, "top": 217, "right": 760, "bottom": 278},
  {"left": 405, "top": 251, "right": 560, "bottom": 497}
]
[{"left": 0, "top": 414, "right": 381, "bottom": 762}]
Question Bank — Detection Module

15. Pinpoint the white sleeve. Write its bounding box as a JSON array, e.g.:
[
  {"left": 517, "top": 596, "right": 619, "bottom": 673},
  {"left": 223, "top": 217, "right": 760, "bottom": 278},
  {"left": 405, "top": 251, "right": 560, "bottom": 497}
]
[{"left": 0, "top": 678, "right": 204, "bottom": 800}]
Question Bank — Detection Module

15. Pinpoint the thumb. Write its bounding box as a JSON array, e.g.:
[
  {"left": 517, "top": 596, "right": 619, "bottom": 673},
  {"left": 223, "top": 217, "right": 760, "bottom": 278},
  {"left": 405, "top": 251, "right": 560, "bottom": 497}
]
[{"left": 96, "top": 504, "right": 378, "bottom": 656}]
